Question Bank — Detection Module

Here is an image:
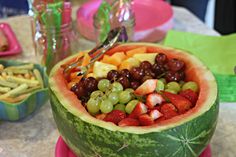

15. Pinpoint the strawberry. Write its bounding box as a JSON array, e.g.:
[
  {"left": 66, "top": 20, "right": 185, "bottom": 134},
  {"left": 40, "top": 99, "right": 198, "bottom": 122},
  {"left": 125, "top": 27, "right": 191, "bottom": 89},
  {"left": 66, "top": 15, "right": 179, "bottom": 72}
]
[
  {"left": 179, "top": 89, "right": 198, "bottom": 106},
  {"left": 128, "top": 102, "right": 147, "bottom": 118},
  {"left": 138, "top": 114, "right": 154, "bottom": 126},
  {"left": 160, "top": 103, "right": 178, "bottom": 119},
  {"left": 95, "top": 113, "right": 107, "bottom": 120},
  {"left": 104, "top": 110, "right": 126, "bottom": 124},
  {"left": 163, "top": 92, "right": 192, "bottom": 113},
  {"left": 118, "top": 118, "right": 140, "bottom": 126},
  {"left": 146, "top": 93, "right": 165, "bottom": 109},
  {"left": 134, "top": 79, "right": 157, "bottom": 96},
  {"left": 149, "top": 109, "right": 163, "bottom": 120}
]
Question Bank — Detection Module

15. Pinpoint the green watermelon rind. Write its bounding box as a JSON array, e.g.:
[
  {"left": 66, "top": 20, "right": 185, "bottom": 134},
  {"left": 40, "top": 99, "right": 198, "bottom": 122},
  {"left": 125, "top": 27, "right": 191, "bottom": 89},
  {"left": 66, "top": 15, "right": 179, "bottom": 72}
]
[{"left": 49, "top": 43, "right": 219, "bottom": 157}]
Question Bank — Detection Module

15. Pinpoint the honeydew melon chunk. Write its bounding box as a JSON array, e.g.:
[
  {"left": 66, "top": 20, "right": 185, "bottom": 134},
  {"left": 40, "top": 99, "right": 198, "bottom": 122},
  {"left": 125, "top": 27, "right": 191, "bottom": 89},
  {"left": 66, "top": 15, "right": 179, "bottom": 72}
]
[
  {"left": 133, "top": 53, "right": 157, "bottom": 64},
  {"left": 93, "top": 61, "right": 117, "bottom": 78}
]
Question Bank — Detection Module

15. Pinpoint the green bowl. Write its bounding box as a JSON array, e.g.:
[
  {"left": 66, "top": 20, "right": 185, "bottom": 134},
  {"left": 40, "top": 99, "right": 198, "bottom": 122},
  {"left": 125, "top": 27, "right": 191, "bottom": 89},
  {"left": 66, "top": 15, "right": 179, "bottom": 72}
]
[{"left": 0, "top": 60, "right": 48, "bottom": 121}]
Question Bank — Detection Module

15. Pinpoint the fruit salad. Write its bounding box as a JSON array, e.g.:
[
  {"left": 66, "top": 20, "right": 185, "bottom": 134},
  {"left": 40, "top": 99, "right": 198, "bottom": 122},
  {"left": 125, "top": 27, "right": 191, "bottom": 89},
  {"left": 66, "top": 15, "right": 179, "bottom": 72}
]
[{"left": 67, "top": 47, "right": 199, "bottom": 126}]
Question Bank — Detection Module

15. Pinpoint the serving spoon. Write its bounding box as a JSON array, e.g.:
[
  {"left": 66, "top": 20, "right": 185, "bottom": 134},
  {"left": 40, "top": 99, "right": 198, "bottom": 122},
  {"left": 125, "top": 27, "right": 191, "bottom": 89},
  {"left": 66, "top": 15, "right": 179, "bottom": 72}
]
[{"left": 63, "top": 26, "right": 127, "bottom": 80}]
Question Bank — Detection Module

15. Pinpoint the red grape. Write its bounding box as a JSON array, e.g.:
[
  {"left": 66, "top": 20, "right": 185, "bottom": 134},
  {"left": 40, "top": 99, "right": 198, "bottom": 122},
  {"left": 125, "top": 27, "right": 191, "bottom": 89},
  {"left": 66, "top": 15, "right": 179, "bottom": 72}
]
[
  {"left": 165, "top": 71, "right": 181, "bottom": 82},
  {"left": 167, "top": 58, "right": 185, "bottom": 72},
  {"left": 84, "top": 77, "right": 98, "bottom": 92},
  {"left": 155, "top": 53, "right": 168, "bottom": 64},
  {"left": 130, "top": 67, "right": 144, "bottom": 81},
  {"left": 140, "top": 61, "right": 152, "bottom": 70},
  {"left": 107, "top": 70, "right": 120, "bottom": 82},
  {"left": 117, "top": 76, "right": 130, "bottom": 89},
  {"left": 120, "top": 69, "right": 131, "bottom": 80},
  {"left": 130, "top": 81, "right": 140, "bottom": 90},
  {"left": 144, "top": 69, "right": 155, "bottom": 78},
  {"left": 152, "top": 63, "right": 165, "bottom": 76}
]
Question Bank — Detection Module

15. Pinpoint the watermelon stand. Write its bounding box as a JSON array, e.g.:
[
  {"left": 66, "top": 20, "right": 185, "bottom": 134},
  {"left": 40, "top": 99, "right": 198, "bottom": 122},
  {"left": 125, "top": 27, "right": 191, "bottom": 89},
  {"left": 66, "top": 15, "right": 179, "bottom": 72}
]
[{"left": 55, "top": 136, "right": 212, "bottom": 157}]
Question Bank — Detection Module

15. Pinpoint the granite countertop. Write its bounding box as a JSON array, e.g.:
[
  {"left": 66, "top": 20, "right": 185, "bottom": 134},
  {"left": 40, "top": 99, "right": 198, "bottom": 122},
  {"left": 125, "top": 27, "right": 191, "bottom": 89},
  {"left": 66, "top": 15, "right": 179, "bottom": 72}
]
[{"left": 0, "top": 6, "right": 235, "bottom": 157}]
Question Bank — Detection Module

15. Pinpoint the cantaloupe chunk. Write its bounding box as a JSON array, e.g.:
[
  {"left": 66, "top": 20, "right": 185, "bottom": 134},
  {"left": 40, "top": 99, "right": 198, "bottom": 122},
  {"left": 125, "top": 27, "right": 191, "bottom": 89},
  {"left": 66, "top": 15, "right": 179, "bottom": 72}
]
[
  {"left": 81, "top": 53, "right": 91, "bottom": 66},
  {"left": 101, "top": 52, "right": 126, "bottom": 66},
  {"left": 119, "top": 57, "right": 140, "bottom": 70},
  {"left": 126, "top": 47, "right": 147, "bottom": 57},
  {"left": 133, "top": 53, "right": 157, "bottom": 64}
]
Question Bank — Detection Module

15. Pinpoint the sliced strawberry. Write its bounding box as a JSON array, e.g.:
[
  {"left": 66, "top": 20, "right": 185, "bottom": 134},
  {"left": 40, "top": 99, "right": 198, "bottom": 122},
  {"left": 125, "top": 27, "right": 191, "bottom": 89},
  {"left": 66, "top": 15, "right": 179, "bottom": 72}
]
[
  {"left": 95, "top": 113, "right": 107, "bottom": 120},
  {"left": 104, "top": 110, "right": 126, "bottom": 124},
  {"left": 138, "top": 114, "right": 154, "bottom": 126},
  {"left": 179, "top": 89, "right": 198, "bottom": 106},
  {"left": 129, "top": 102, "right": 147, "bottom": 118},
  {"left": 134, "top": 79, "right": 157, "bottom": 96},
  {"left": 160, "top": 103, "right": 178, "bottom": 119},
  {"left": 146, "top": 93, "right": 165, "bottom": 109},
  {"left": 163, "top": 92, "right": 192, "bottom": 113},
  {"left": 149, "top": 109, "right": 163, "bottom": 120},
  {"left": 118, "top": 118, "right": 140, "bottom": 126}
]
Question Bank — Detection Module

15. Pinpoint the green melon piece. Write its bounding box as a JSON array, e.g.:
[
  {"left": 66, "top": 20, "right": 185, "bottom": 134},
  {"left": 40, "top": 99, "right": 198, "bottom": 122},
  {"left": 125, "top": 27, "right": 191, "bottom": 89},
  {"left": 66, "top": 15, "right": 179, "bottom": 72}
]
[{"left": 49, "top": 43, "right": 219, "bottom": 157}]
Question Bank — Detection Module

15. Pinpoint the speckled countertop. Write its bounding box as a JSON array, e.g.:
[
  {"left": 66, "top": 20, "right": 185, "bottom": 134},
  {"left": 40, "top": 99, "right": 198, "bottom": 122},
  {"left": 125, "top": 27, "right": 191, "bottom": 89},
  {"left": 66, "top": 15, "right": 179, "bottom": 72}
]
[{"left": 0, "top": 6, "right": 235, "bottom": 157}]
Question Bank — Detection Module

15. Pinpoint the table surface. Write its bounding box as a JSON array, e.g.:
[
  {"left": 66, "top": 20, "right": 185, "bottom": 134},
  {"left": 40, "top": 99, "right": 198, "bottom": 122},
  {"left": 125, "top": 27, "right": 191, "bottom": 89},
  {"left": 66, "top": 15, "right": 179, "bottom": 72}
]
[{"left": 0, "top": 6, "right": 236, "bottom": 157}]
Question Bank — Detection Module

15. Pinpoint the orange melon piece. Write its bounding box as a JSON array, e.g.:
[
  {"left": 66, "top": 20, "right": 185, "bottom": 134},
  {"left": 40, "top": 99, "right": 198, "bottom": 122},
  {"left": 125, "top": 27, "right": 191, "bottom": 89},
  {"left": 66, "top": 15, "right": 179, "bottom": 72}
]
[
  {"left": 101, "top": 55, "right": 111, "bottom": 64},
  {"left": 126, "top": 47, "right": 147, "bottom": 57},
  {"left": 81, "top": 53, "right": 91, "bottom": 66},
  {"left": 101, "top": 52, "right": 126, "bottom": 67}
]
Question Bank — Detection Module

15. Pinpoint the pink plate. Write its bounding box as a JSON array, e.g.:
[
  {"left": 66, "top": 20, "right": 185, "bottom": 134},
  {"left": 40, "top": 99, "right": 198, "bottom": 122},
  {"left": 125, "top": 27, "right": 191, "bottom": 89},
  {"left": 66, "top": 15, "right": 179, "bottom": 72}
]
[
  {"left": 77, "top": 0, "right": 174, "bottom": 42},
  {"left": 0, "top": 23, "right": 22, "bottom": 56},
  {"left": 55, "top": 136, "right": 212, "bottom": 157}
]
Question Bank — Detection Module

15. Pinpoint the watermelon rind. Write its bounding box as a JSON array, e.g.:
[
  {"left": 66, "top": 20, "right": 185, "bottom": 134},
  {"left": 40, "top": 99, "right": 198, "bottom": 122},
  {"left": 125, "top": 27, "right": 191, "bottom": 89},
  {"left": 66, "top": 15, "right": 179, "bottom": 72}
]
[{"left": 49, "top": 43, "right": 219, "bottom": 157}]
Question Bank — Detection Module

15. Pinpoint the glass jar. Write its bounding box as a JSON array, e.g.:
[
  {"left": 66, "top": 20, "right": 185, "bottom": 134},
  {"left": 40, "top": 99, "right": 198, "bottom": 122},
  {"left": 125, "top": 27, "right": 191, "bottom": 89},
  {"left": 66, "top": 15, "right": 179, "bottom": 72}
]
[
  {"left": 28, "top": 0, "right": 80, "bottom": 74},
  {"left": 109, "top": 0, "right": 135, "bottom": 41},
  {"left": 33, "top": 22, "right": 79, "bottom": 74},
  {"left": 93, "top": 0, "right": 135, "bottom": 43}
]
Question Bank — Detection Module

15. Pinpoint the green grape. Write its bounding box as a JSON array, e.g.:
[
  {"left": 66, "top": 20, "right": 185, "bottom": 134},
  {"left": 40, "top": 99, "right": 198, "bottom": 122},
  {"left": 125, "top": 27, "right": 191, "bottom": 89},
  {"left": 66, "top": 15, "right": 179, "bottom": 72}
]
[
  {"left": 156, "top": 80, "right": 165, "bottom": 92},
  {"left": 166, "top": 81, "right": 181, "bottom": 93},
  {"left": 119, "top": 91, "right": 132, "bottom": 104},
  {"left": 165, "top": 88, "right": 177, "bottom": 94},
  {"left": 125, "top": 100, "right": 139, "bottom": 114},
  {"left": 114, "top": 104, "right": 126, "bottom": 112},
  {"left": 111, "top": 82, "right": 123, "bottom": 92},
  {"left": 182, "top": 81, "right": 199, "bottom": 92},
  {"left": 125, "top": 88, "right": 134, "bottom": 93},
  {"left": 87, "top": 98, "right": 100, "bottom": 114},
  {"left": 98, "top": 79, "right": 111, "bottom": 92},
  {"left": 159, "top": 78, "right": 167, "bottom": 85},
  {"left": 90, "top": 90, "right": 104, "bottom": 98},
  {"left": 108, "top": 92, "right": 119, "bottom": 105},
  {"left": 100, "top": 99, "right": 113, "bottom": 113}
]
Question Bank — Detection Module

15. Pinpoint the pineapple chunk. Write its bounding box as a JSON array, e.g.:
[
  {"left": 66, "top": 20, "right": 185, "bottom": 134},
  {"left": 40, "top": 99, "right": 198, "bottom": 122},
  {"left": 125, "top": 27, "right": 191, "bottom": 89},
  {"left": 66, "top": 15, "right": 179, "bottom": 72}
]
[
  {"left": 133, "top": 53, "right": 157, "bottom": 64},
  {"left": 119, "top": 57, "right": 140, "bottom": 70},
  {"left": 93, "top": 61, "right": 117, "bottom": 78}
]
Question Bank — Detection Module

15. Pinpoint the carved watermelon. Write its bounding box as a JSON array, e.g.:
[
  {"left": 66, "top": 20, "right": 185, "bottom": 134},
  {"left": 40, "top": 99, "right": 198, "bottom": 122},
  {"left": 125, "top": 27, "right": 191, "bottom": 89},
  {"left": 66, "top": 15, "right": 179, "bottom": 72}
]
[{"left": 49, "top": 43, "right": 219, "bottom": 157}]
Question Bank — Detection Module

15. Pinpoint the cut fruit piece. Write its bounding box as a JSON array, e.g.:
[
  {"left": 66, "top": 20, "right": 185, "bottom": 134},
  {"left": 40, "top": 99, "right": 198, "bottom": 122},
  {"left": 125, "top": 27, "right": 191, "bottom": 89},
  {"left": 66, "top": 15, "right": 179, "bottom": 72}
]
[
  {"left": 128, "top": 102, "right": 147, "bottom": 118},
  {"left": 118, "top": 118, "right": 140, "bottom": 126},
  {"left": 163, "top": 92, "right": 192, "bottom": 113},
  {"left": 81, "top": 53, "right": 91, "bottom": 66},
  {"left": 95, "top": 113, "right": 107, "bottom": 120},
  {"left": 119, "top": 57, "right": 140, "bottom": 70},
  {"left": 138, "top": 114, "right": 154, "bottom": 126},
  {"left": 101, "top": 52, "right": 127, "bottom": 67},
  {"left": 149, "top": 109, "right": 163, "bottom": 120},
  {"left": 133, "top": 53, "right": 157, "bottom": 64},
  {"left": 104, "top": 110, "right": 126, "bottom": 125},
  {"left": 146, "top": 93, "right": 165, "bottom": 109},
  {"left": 160, "top": 103, "right": 178, "bottom": 119},
  {"left": 179, "top": 89, "right": 198, "bottom": 106},
  {"left": 134, "top": 79, "right": 157, "bottom": 96},
  {"left": 126, "top": 47, "right": 147, "bottom": 57},
  {"left": 93, "top": 61, "right": 117, "bottom": 78}
]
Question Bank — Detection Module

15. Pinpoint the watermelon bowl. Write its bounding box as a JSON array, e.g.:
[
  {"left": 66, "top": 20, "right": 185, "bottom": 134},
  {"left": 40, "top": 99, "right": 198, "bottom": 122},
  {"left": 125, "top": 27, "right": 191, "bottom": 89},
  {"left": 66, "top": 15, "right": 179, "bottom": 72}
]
[
  {"left": 49, "top": 43, "right": 219, "bottom": 157},
  {"left": 0, "top": 60, "right": 49, "bottom": 121}
]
